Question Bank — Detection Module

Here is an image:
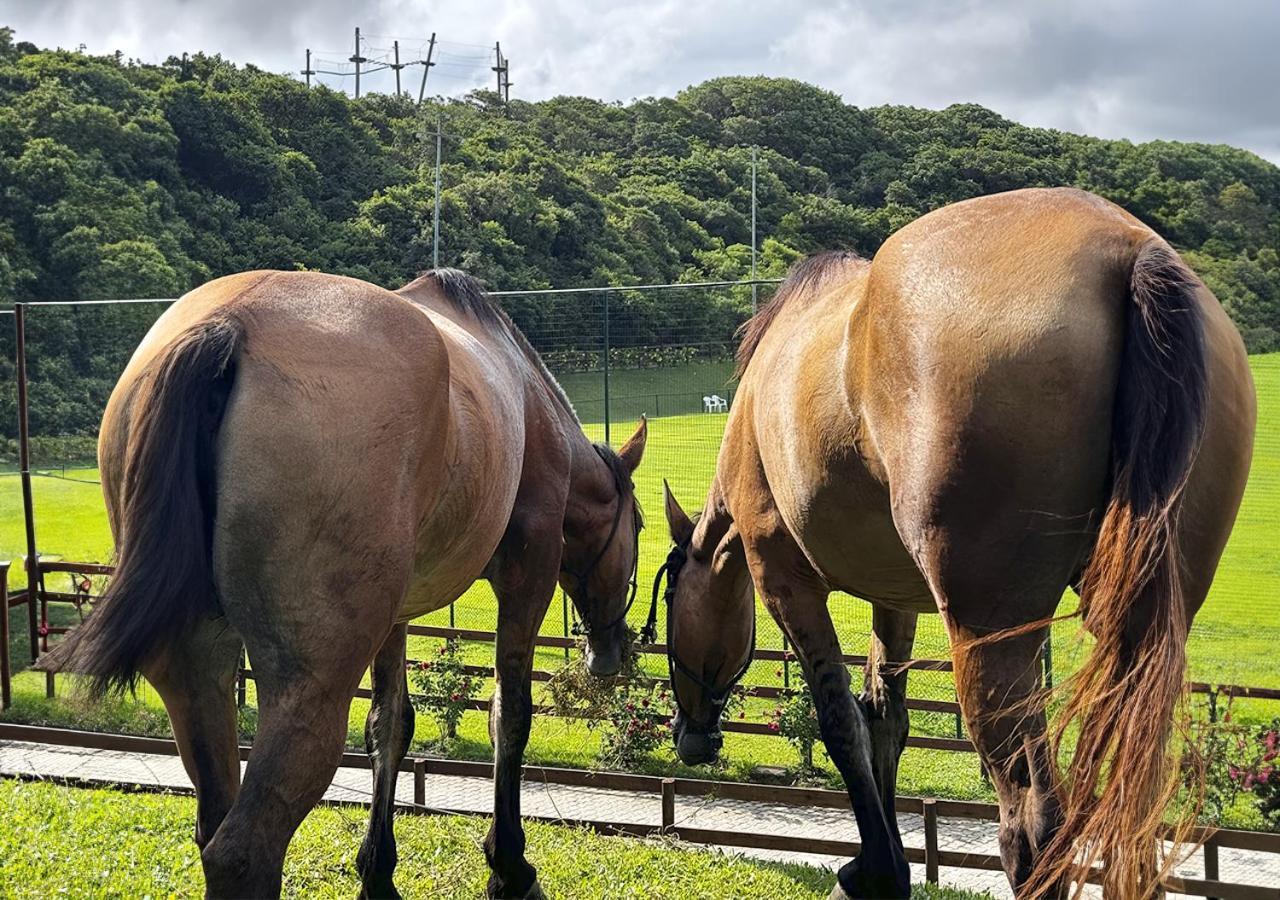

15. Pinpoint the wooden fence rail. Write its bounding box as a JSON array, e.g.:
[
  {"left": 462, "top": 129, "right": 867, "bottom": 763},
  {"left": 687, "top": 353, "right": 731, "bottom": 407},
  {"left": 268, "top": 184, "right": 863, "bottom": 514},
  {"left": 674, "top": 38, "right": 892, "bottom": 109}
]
[{"left": 0, "top": 723, "right": 1276, "bottom": 899}]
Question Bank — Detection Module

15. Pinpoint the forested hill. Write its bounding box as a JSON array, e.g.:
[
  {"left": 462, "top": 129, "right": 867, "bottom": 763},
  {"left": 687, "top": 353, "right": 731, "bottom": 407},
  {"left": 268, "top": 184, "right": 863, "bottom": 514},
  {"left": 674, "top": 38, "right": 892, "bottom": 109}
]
[{"left": 1, "top": 27, "right": 1279, "bottom": 440}]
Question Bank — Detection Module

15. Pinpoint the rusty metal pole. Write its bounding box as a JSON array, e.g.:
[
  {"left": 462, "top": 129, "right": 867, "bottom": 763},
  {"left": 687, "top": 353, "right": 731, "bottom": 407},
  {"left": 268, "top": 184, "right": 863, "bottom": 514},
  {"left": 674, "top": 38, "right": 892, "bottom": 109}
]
[
  {"left": 14, "top": 303, "right": 43, "bottom": 662},
  {"left": 1, "top": 561, "right": 11, "bottom": 709}
]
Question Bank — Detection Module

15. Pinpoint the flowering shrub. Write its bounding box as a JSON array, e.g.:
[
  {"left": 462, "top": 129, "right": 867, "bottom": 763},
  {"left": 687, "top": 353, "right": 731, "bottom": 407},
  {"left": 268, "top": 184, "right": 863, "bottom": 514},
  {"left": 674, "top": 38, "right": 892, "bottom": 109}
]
[
  {"left": 408, "top": 639, "right": 478, "bottom": 743},
  {"left": 770, "top": 687, "right": 821, "bottom": 773},
  {"left": 545, "top": 633, "right": 674, "bottom": 769},
  {"left": 600, "top": 681, "right": 671, "bottom": 769},
  {"left": 1181, "top": 694, "right": 1280, "bottom": 830},
  {"left": 1234, "top": 719, "right": 1280, "bottom": 828}
]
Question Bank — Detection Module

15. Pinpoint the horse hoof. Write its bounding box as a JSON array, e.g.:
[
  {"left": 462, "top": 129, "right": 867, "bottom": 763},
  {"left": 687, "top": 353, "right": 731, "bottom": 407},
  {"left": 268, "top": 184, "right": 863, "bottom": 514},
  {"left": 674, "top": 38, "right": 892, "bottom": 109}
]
[
  {"left": 826, "top": 881, "right": 854, "bottom": 900},
  {"left": 523, "top": 880, "right": 547, "bottom": 900}
]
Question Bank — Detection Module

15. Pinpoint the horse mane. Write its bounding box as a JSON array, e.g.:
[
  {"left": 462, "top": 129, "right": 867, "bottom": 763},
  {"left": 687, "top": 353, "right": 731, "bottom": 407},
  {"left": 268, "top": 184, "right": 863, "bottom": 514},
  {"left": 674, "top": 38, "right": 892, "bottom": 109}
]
[
  {"left": 407, "top": 268, "right": 578, "bottom": 421},
  {"left": 735, "top": 250, "right": 866, "bottom": 378}
]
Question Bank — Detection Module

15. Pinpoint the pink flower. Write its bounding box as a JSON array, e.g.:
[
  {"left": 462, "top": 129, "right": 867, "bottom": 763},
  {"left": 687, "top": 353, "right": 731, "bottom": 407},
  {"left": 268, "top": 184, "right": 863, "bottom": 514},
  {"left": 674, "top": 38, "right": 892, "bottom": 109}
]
[
  {"left": 1228, "top": 765, "right": 1240, "bottom": 781},
  {"left": 767, "top": 722, "right": 780, "bottom": 733},
  {"left": 449, "top": 692, "right": 460, "bottom": 702}
]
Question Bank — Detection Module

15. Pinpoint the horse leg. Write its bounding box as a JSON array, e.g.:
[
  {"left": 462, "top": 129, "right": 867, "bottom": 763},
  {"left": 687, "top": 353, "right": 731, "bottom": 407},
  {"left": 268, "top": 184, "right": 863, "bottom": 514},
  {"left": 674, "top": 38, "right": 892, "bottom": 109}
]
[
  {"left": 483, "top": 534, "right": 557, "bottom": 900},
  {"left": 751, "top": 541, "right": 910, "bottom": 899},
  {"left": 357, "top": 623, "right": 414, "bottom": 900},
  {"left": 860, "top": 606, "right": 916, "bottom": 845},
  {"left": 948, "top": 620, "right": 1065, "bottom": 896},
  {"left": 143, "top": 615, "right": 243, "bottom": 850}
]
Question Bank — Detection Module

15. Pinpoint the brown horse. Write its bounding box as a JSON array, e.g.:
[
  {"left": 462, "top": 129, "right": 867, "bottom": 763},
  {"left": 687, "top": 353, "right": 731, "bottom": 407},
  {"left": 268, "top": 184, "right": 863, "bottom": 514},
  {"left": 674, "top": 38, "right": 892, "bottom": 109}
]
[
  {"left": 658, "top": 188, "right": 1255, "bottom": 898},
  {"left": 40, "top": 268, "right": 648, "bottom": 899}
]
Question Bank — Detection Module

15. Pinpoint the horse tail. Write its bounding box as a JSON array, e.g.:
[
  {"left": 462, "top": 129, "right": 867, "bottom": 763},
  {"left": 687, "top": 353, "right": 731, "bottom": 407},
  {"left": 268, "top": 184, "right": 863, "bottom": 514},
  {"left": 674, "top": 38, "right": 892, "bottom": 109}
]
[
  {"left": 36, "top": 316, "right": 242, "bottom": 699},
  {"left": 1027, "top": 238, "right": 1208, "bottom": 897}
]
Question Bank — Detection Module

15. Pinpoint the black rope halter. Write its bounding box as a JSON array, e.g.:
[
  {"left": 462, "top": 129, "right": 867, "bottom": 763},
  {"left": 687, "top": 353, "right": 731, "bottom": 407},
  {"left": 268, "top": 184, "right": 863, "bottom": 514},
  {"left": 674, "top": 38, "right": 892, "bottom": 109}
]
[
  {"left": 648, "top": 536, "right": 756, "bottom": 727},
  {"left": 561, "top": 444, "right": 646, "bottom": 640}
]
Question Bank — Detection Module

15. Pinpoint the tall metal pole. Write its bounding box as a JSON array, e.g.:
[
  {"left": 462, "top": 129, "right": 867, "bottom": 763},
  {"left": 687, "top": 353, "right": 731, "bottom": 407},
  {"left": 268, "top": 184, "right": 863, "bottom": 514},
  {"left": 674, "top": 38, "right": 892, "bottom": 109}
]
[
  {"left": 433, "top": 113, "right": 442, "bottom": 269},
  {"left": 393, "top": 40, "right": 402, "bottom": 96},
  {"left": 417, "top": 32, "right": 437, "bottom": 104},
  {"left": 751, "top": 146, "right": 759, "bottom": 314},
  {"left": 350, "top": 27, "right": 366, "bottom": 99},
  {"left": 14, "top": 304, "right": 42, "bottom": 661},
  {"left": 493, "top": 42, "right": 503, "bottom": 94},
  {"left": 302, "top": 48, "right": 315, "bottom": 87}
]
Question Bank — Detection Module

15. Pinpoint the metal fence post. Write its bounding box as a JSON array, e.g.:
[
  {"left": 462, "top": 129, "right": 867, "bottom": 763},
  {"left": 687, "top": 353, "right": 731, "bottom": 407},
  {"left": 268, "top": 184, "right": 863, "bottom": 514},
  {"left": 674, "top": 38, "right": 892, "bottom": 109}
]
[
  {"left": 414, "top": 758, "right": 427, "bottom": 809},
  {"left": 602, "top": 291, "right": 611, "bottom": 445},
  {"left": 1042, "top": 625, "right": 1054, "bottom": 691},
  {"left": 14, "top": 303, "right": 44, "bottom": 662},
  {"left": 781, "top": 632, "right": 791, "bottom": 690},
  {"left": 237, "top": 648, "right": 248, "bottom": 708},
  {"left": 561, "top": 591, "right": 570, "bottom": 661}
]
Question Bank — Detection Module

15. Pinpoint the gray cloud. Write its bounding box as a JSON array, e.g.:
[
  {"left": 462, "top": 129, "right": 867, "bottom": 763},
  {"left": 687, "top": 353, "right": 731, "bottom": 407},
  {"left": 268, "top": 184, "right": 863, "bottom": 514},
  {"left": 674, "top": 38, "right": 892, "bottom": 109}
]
[{"left": 6, "top": 0, "right": 1280, "bottom": 161}]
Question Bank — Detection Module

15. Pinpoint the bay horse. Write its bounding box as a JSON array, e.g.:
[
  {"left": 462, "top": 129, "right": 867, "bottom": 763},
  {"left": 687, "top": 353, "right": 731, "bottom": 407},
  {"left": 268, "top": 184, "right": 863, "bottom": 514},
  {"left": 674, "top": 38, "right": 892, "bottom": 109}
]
[
  {"left": 657, "top": 188, "right": 1255, "bottom": 898},
  {"left": 40, "top": 268, "right": 648, "bottom": 899}
]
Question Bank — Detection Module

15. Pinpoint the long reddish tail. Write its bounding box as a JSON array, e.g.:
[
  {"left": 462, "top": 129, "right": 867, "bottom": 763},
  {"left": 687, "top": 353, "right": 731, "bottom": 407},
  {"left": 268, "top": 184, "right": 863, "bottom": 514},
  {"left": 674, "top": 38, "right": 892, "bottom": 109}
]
[{"left": 1026, "top": 238, "right": 1208, "bottom": 897}]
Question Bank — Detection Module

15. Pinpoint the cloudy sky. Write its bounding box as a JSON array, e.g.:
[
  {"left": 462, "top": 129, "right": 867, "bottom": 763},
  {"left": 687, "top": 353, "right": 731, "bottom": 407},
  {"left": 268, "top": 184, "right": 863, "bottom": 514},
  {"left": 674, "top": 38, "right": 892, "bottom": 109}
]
[{"left": 7, "top": 0, "right": 1280, "bottom": 162}]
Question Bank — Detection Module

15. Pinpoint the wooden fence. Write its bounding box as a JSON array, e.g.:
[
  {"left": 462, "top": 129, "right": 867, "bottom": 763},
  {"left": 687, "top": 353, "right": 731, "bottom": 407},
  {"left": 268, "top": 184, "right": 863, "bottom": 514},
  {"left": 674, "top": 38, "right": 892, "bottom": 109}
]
[
  {"left": 0, "top": 722, "right": 1277, "bottom": 899},
  {"left": 7, "top": 559, "right": 1280, "bottom": 758}
]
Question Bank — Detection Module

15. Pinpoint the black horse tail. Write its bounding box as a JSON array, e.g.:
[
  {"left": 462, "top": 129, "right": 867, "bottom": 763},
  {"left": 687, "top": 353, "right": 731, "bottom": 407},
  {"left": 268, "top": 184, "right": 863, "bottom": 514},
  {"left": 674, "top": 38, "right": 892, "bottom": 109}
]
[{"left": 37, "top": 316, "right": 241, "bottom": 698}]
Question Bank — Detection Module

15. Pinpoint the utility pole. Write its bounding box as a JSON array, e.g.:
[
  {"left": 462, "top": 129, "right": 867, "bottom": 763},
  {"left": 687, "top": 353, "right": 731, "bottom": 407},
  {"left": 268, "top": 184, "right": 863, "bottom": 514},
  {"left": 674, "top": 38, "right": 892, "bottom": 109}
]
[
  {"left": 503, "top": 57, "right": 512, "bottom": 104},
  {"left": 433, "top": 113, "right": 442, "bottom": 269},
  {"left": 391, "top": 40, "right": 405, "bottom": 96},
  {"left": 751, "top": 146, "right": 759, "bottom": 313},
  {"left": 417, "top": 32, "right": 437, "bottom": 104},
  {"left": 350, "top": 27, "right": 367, "bottom": 98},
  {"left": 301, "top": 48, "right": 315, "bottom": 88},
  {"left": 493, "top": 42, "right": 503, "bottom": 95}
]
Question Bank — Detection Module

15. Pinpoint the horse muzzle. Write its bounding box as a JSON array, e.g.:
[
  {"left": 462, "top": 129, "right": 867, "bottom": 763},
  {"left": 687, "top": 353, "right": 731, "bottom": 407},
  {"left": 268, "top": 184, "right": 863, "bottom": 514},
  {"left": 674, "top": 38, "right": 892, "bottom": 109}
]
[
  {"left": 672, "top": 710, "right": 723, "bottom": 765},
  {"left": 584, "top": 631, "right": 625, "bottom": 677}
]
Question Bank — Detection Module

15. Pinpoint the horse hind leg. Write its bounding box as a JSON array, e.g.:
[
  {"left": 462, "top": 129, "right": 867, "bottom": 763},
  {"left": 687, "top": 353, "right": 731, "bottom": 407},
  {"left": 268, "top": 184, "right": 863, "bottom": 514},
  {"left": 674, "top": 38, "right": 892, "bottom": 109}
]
[
  {"left": 199, "top": 565, "right": 402, "bottom": 897},
  {"left": 142, "top": 614, "right": 243, "bottom": 851},
  {"left": 357, "top": 624, "right": 415, "bottom": 900},
  {"left": 860, "top": 607, "right": 916, "bottom": 846},
  {"left": 948, "top": 619, "right": 1065, "bottom": 896}
]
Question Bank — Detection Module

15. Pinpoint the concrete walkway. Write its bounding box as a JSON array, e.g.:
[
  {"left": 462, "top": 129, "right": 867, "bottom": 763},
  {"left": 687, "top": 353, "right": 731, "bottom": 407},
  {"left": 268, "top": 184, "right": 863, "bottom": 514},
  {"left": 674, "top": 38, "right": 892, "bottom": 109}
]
[{"left": 2, "top": 738, "right": 1276, "bottom": 898}]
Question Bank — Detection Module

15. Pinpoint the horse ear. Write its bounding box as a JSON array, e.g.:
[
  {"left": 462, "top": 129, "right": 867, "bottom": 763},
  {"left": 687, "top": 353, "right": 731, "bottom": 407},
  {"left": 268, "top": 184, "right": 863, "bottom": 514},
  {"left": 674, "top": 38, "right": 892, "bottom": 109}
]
[
  {"left": 663, "top": 479, "right": 694, "bottom": 545},
  {"left": 618, "top": 416, "right": 647, "bottom": 473}
]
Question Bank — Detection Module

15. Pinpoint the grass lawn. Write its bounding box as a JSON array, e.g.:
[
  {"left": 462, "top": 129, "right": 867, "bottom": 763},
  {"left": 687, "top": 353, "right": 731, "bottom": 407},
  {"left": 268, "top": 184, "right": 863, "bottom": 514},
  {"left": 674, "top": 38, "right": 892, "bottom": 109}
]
[
  {"left": 0, "top": 780, "right": 990, "bottom": 899},
  {"left": 1, "top": 354, "right": 1277, "bottom": 806}
]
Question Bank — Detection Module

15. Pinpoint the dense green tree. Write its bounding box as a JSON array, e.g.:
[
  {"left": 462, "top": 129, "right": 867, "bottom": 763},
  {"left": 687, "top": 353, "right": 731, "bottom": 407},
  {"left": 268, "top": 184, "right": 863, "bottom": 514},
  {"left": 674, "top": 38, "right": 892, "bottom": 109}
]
[{"left": 1, "top": 32, "right": 1278, "bottom": 441}]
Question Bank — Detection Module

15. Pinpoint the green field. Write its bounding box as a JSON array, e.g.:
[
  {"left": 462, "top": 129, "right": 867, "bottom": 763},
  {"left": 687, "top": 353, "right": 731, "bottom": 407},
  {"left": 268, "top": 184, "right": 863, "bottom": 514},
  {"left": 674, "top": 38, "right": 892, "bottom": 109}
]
[
  {"left": 0, "top": 780, "right": 986, "bottom": 899},
  {"left": 1, "top": 354, "right": 1277, "bottom": 808}
]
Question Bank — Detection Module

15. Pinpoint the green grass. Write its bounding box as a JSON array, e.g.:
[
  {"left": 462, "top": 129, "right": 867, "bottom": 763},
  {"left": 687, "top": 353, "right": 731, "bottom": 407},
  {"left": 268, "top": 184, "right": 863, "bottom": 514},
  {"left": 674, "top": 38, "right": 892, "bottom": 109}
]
[
  {"left": 0, "top": 780, "right": 991, "bottom": 899},
  {"left": 1, "top": 354, "right": 1278, "bottom": 803}
]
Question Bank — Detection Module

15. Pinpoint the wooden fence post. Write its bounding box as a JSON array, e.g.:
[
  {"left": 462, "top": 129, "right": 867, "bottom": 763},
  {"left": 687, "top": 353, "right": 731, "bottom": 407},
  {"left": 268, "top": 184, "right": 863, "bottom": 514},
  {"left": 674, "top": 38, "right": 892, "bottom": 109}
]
[
  {"left": 414, "top": 758, "right": 426, "bottom": 810},
  {"left": 1204, "top": 838, "right": 1220, "bottom": 900},
  {"left": 923, "top": 798, "right": 939, "bottom": 884},
  {"left": 661, "top": 778, "right": 675, "bottom": 834}
]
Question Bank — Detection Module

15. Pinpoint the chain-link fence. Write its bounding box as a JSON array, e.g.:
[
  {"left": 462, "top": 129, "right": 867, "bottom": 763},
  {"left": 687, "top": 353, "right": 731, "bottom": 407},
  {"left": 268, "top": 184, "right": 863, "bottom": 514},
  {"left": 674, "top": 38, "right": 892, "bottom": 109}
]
[{"left": 2, "top": 284, "right": 1278, "bottom": 756}]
